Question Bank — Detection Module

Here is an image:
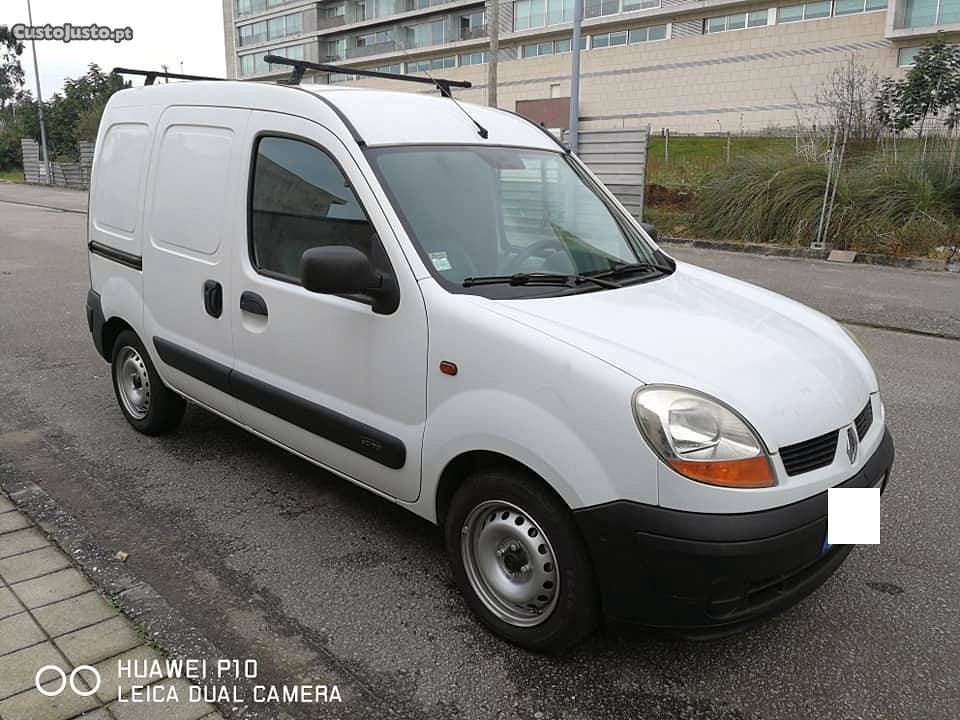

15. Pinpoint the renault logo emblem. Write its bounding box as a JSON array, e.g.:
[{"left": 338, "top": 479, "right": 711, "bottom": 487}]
[{"left": 845, "top": 426, "right": 859, "bottom": 464}]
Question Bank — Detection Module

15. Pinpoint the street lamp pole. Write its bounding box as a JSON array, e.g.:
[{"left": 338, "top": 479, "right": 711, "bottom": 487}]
[
  {"left": 26, "top": 0, "right": 52, "bottom": 185},
  {"left": 487, "top": 0, "right": 498, "bottom": 107},
  {"left": 568, "top": 0, "right": 584, "bottom": 153}
]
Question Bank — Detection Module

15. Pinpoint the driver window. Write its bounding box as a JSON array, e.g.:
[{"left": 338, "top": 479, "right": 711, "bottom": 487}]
[{"left": 249, "top": 136, "right": 382, "bottom": 281}]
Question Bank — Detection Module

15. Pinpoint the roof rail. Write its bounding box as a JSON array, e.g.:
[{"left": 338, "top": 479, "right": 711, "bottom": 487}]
[
  {"left": 263, "top": 55, "right": 470, "bottom": 98},
  {"left": 112, "top": 67, "right": 225, "bottom": 86}
]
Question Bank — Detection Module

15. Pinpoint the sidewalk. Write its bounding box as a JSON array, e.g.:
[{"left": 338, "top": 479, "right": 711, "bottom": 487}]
[{"left": 0, "top": 492, "right": 224, "bottom": 720}]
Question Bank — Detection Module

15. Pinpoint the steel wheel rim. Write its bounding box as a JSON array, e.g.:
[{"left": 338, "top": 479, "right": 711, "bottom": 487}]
[
  {"left": 115, "top": 346, "right": 151, "bottom": 420},
  {"left": 461, "top": 500, "right": 560, "bottom": 627}
]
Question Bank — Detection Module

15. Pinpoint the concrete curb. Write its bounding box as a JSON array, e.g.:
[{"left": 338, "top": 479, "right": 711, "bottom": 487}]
[
  {"left": 660, "top": 238, "right": 958, "bottom": 273},
  {"left": 2, "top": 479, "right": 291, "bottom": 720}
]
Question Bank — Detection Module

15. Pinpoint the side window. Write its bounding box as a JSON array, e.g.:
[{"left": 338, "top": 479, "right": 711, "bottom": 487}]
[{"left": 249, "top": 136, "right": 379, "bottom": 281}]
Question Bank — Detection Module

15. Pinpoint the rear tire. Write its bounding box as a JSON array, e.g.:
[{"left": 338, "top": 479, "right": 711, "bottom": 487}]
[
  {"left": 444, "top": 466, "right": 600, "bottom": 652},
  {"left": 110, "top": 330, "right": 185, "bottom": 435}
]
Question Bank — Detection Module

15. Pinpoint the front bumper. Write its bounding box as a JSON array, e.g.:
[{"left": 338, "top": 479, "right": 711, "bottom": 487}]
[{"left": 574, "top": 428, "right": 894, "bottom": 635}]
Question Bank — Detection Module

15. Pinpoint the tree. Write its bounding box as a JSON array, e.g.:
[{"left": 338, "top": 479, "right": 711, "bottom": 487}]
[
  {"left": 0, "top": 25, "right": 25, "bottom": 112},
  {"left": 875, "top": 34, "right": 960, "bottom": 136},
  {"left": 817, "top": 55, "right": 882, "bottom": 141}
]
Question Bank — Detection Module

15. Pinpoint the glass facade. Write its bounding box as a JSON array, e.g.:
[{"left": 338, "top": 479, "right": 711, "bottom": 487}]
[
  {"left": 238, "top": 11, "right": 304, "bottom": 46},
  {"left": 705, "top": 10, "right": 768, "bottom": 32},
  {"left": 514, "top": 0, "right": 575, "bottom": 31}
]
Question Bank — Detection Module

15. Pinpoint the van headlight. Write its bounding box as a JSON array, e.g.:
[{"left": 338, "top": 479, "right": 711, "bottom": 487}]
[{"left": 633, "top": 386, "right": 774, "bottom": 488}]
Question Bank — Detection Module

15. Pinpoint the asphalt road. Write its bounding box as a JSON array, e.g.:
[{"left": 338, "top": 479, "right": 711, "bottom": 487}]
[{"left": 1, "top": 184, "right": 958, "bottom": 720}]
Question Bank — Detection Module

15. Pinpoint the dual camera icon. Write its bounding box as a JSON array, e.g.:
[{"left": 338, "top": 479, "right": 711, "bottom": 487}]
[{"left": 35, "top": 665, "right": 102, "bottom": 697}]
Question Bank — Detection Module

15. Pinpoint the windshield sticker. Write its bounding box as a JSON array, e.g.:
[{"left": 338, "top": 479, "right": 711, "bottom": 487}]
[{"left": 429, "top": 252, "right": 452, "bottom": 272}]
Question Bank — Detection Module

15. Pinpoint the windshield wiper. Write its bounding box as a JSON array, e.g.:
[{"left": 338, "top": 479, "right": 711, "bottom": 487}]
[
  {"left": 462, "top": 272, "right": 621, "bottom": 289},
  {"left": 590, "top": 261, "right": 673, "bottom": 280}
]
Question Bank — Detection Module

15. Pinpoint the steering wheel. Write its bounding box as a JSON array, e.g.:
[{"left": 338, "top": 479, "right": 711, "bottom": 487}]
[{"left": 504, "top": 238, "right": 566, "bottom": 273}]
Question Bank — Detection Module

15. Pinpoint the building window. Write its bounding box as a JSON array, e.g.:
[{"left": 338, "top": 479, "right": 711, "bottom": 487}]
[
  {"left": 459, "top": 51, "right": 489, "bottom": 65},
  {"left": 902, "top": 0, "right": 960, "bottom": 25},
  {"left": 406, "top": 56, "right": 456, "bottom": 73},
  {"left": 584, "top": 0, "right": 620, "bottom": 18},
  {"left": 897, "top": 46, "right": 921, "bottom": 65},
  {"left": 591, "top": 30, "right": 628, "bottom": 48},
  {"left": 628, "top": 23, "right": 667, "bottom": 42},
  {"left": 777, "top": 1, "right": 832, "bottom": 22},
  {"left": 623, "top": 0, "right": 660, "bottom": 10},
  {"left": 705, "top": 10, "right": 768, "bottom": 32},
  {"left": 835, "top": 0, "right": 887, "bottom": 13},
  {"left": 356, "top": 30, "right": 392, "bottom": 47},
  {"left": 238, "top": 12, "right": 303, "bottom": 46},
  {"left": 460, "top": 11, "right": 486, "bottom": 39},
  {"left": 403, "top": 19, "right": 447, "bottom": 48},
  {"left": 375, "top": 63, "right": 403, "bottom": 73},
  {"left": 522, "top": 40, "right": 563, "bottom": 57},
  {"left": 329, "top": 73, "right": 357, "bottom": 83},
  {"left": 237, "top": 0, "right": 296, "bottom": 15},
  {"left": 240, "top": 43, "right": 308, "bottom": 76},
  {"left": 514, "top": 0, "right": 575, "bottom": 32}
]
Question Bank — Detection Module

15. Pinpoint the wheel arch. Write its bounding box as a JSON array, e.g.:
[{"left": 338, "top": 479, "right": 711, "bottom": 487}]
[
  {"left": 100, "top": 316, "right": 136, "bottom": 361},
  {"left": 435, "top": 450, "right": 571, "bottom": 527}
]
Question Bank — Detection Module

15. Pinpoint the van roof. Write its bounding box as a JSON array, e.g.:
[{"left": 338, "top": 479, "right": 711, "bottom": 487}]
[{"left": 107, "top": 80, "right": 564, "bottom": 152}]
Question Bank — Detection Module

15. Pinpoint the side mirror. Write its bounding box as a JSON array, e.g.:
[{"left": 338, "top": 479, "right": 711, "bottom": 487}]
[
  {"left": 640, "top": 222, "right": 658, "bottom": 243},
  {"left": 300, "top": 246, "right": 399, "bottom": 315}
]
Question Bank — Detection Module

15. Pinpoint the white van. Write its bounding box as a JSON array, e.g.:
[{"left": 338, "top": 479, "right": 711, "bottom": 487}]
[{"left": 86, "top": 77, "right": 893, "bottom": 652}]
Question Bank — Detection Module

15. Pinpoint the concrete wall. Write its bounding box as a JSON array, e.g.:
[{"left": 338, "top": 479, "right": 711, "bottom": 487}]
[{"left": 332, "top": 11, "right": 900, "bottom": 132}]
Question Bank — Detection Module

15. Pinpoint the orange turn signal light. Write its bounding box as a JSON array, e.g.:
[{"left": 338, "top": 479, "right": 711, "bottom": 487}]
[
  {"left": 667, "top": 455, "right": 774, "bottom": 488},
  {"left": 439, "top": 361, "right": 458, "bottom": 376}
]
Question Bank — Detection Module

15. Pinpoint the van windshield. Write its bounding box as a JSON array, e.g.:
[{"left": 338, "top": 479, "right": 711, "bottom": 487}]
[{"left": 367, "top": 146, "right": 669, "bottom": 298}]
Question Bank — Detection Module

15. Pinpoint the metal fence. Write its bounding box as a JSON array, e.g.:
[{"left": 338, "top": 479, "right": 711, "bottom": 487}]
[
  {"left": 575, "top": 127, "right": 649, "bottom": 219},
  {"left": 20, "top": 139, "right": 95, "bottom": 189}
]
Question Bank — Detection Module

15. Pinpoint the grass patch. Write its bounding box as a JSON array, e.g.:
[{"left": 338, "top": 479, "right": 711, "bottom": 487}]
[
  {"left": 0, "top": 168, "right": 24, "bottom": 182},
  {"left": 646, "top": 136, "right": 796, "bottom": 188}
]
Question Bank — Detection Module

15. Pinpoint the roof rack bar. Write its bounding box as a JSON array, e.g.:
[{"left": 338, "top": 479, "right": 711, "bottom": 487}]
[
  {"left": 263, "top": 55, "right": 470, "bottom": 97},
  {"left": 112, "top": 67, "right": 225, "bottom": 86}
]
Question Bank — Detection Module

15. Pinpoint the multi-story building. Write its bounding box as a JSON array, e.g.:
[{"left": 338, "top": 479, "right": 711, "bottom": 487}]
[{"left": 221, "top": 0, "right": 960, "bottom": 132}]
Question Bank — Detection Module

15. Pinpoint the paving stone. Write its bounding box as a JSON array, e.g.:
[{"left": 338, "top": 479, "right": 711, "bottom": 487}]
[
  {"left": 0, "top": 586, "right": 22, "bottom": 620},
  {"left": 0, "top": 611, "right": 45, "bottom": 656},
  {"left": 0, "top": 496, "right": 14, "bottom": 512},
  {"left": 11, "top": 568, "right": 93, "bottom": 609},
  {"left": 94, "top": 645, "right": 165, "bottom": 704},
  {"left": 0, "top": 675, "right": 101, "bottom": 720},
  {"left": 0, "top": 527, "right": 48, "bottom": 559},
  {"left": 0, "top": 546, "right": 72, "bottom": 584},
  {"left": 55, "top": 616, "right": 143, "bottom": 667},
  {"left": 0, "top": 642, "right": 66, "bottom": 700},
  {"left": 33, "top": 591, "right": 116, "bottom": 638},
  {"left": 0, "top": 512, "right": 31, "bottom": 535},
  {"left": 76, "top": 710, "right": 112, "bottom": 720},
  {"left": 107, "top": 677, "right": 215, "bottom": 720}
]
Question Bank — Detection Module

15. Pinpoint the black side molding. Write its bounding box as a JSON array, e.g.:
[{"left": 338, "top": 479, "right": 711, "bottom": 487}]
[
  {"left": 231, "top": 371, "right": 406, "bottom": 469},
  {"left": 88, "top": 241, "right": 143, "bottom": 271},
  {"left": 153, "top": 337, "right": 232, "bottom": 395},
  {"left": 152, "top": 336, "right": 406, "bottom": 469}
]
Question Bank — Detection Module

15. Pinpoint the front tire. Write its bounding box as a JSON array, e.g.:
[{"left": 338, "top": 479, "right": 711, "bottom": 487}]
[
  {"left": 110, "top": 330, "right": 185, "bottom": 435},
  {"left": 444, "top": 466, "right": 600, "bottom": 652}
]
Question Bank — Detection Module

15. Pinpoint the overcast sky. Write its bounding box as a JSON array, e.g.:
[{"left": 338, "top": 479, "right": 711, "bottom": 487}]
[{"left": 9, "top": 0, "right": 227, "bottom": 97}]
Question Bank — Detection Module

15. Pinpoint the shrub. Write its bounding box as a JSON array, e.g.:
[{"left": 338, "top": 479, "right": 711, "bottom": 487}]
[
  {"left": 696, "top": 158, "right": 840, "bottom": 245},
  {"left": 0, "top": 126, "right": 19, "bottom": 169},
  {"left": 693, "top": 152, "right": 960, "bottom": 257}
]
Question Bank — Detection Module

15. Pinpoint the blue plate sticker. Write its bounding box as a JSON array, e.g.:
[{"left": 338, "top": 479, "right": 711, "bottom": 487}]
[{"left": 821, "top": 535, "right": 832, "bottom": 554}]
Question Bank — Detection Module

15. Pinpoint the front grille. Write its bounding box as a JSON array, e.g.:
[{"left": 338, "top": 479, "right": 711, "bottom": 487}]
[
  {"left": 854, "top": 400, "right": 873, "bottom": 439},
  {"left": 780, "top": 430, "right": 839, "bottom": 476}
]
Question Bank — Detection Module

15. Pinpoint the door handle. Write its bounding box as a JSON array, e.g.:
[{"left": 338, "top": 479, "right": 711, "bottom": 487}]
[
  {"left": 203, "top": 280, "right": 222, "bottom": 318},
  {"left": 240, "top": 291, "right": 268, "bottom": 317}
]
